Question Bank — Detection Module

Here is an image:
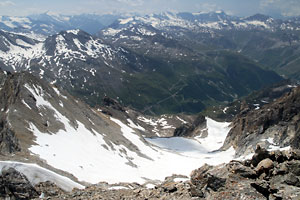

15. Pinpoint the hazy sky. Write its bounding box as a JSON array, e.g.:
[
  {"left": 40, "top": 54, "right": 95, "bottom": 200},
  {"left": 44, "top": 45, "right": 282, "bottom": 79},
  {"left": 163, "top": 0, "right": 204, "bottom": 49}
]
[{"left": 0, "top": 0, "right": 299, "bottom": 17}]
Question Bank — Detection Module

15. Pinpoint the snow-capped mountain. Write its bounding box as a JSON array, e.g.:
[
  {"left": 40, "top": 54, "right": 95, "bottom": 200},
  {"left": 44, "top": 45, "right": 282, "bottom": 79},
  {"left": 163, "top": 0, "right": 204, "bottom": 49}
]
[
  {"left": 101, "top": 11, "right": 300, "bottom": 81},
  {"left": 0, "top": 29, "right": 142, "bottom": 105},
  {"left": 104, "top": 11, "right": 300, "bottom": 34},
  {"left": 2, "top": 11, "right": 300, "bottom": 37},
  {"left": 0, "top": 24, "right": 283, "bottom": 114},
  {"left": 0, "top": 12, "right": 121, "bottom": 35},
  {"left": 3, "top": 11, "right": 300, "bottom": 114}
]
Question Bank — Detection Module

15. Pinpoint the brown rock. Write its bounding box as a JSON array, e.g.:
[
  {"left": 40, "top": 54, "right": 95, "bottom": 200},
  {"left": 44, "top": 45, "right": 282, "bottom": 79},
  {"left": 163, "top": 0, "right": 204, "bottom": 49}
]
[{"left": 255, "top": 158, "right": 274, "bottom": 175}]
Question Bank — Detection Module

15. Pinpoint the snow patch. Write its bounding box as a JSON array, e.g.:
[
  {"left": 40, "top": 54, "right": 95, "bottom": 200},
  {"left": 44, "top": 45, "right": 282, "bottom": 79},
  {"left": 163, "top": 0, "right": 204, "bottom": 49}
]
[
  {"left": 21, "top": 99, "right": 31, "bottom": 110},
  {"left": 195, "top": 117, "right": 231, "bottom": 152},
  {"left": 103, "top": 28, "right": 122, "bottom": 36},
  {"left": 127, "top": 119, "right": 145, "bottom": 131},
  {"left": 261, "top": 137, "right": 291, "bottom": 151},
  {"left": 52, "top": 87, "right": 68, "bottom": 99},
  {"left": 67, "top": 29, "right": 80, "bottom": 35},
  {"left": 108, "top": 186, "right": 129, "bottom": 190},
  {"left": 246, "top": 20, "right": 269, "bottom": 28},
  {"left": 0, "top": 161, "right": 84, "bottom": 192},
  {"left": 119, "top": 17, "right": 134, "bottom": 24},
  {"left": 174, "top": 177, "right": 189, "bottom": 182},
  {"left": 15, "top": 39, "right": 31, "bottom": 47}
]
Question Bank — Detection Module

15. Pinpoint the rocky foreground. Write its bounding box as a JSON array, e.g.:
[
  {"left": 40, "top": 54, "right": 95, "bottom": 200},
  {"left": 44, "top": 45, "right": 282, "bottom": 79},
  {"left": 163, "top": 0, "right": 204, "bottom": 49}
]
[{"left": 1, "top": 147, "right": 300, "bottom": 199}]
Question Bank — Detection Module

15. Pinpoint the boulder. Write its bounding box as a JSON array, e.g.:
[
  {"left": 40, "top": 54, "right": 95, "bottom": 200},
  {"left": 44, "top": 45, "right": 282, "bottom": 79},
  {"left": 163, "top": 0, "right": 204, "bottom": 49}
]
[
  {"left": 255, "top": 158, "right": 274, "bottom": 175},
  {"left": 0, "top": 167, "right": 39, "bottom": 199}
]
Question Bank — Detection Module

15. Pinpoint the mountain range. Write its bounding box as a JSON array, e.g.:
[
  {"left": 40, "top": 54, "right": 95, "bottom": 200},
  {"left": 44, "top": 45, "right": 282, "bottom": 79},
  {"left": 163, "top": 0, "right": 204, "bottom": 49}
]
[
  {"left": 1, "top": 11, "right": 295, "bottom": 114},
  {"left": 1, "top": 10, "right": 300, "bottom": 199}
]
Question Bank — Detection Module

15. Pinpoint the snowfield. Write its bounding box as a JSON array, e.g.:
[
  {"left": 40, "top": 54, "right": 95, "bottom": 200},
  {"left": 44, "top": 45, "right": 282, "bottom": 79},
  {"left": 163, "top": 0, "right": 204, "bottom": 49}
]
[
  {"left": 17, "top": 83, "right": 236, "bottom": 186},
  {"left": 27, "top": 83, "right": 235, "bottom": 184},
  {"left": 29, "top": 116, "right": 235, "bottom": 184},
  {"left": 0, "top": 161, "right": 84, "bottom": 191}
]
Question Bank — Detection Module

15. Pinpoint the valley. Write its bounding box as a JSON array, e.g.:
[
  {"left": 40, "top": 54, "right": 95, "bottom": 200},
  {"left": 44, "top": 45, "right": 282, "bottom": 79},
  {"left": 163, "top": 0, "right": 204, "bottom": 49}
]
[{"left": 0, "top": 10, "right": 300, "bottom": 199}]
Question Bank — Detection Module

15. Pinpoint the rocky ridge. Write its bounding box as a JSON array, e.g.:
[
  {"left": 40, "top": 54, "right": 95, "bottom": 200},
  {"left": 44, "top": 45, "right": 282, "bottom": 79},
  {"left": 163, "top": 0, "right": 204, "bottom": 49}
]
[
  {"left": 222, "top": 86, "right": 300, "bottom": 156},
  {"left": 0, "top": 18, "right": 284, "bottom": 114}
]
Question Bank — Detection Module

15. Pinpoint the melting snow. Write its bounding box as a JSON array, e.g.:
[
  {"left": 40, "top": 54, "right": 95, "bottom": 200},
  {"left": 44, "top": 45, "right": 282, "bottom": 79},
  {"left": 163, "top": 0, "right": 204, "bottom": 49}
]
[
  {"left": 52, "top": 86, "right": 68, "bottom": 99},
  {"left": 0, "top": 38, "right": 45, "bottom": 71},
  {"left": 21, "top": 99, "right": 31, "bottom": 110},
  {"left": 24, "top": 84, "right": 54, "bottom": 110},
  {"left": 246, "top": 20, "right": 269, "bottom": 28},
  {"left": 176, "top": 116, "right": 188, "bottom": 124},
  {"left": 195, "top": 118, "right": 230, "bottom": 152},
  {"left": 261, "top": 137, "right": 291, "bottom": 151},
  {"left": 0, "top": 161, "right": 84, "bottom": 192},
  {"left": 28, "top": 110, "right": 235, "bottom": 184},
  {"left": 174, "top": 177, "right": 189, "bottom": 182},
  {"left": 67, "top": 29, "right": 80, "bottom": 35},
  {"left": 119, "top": 17, "right": 134, "bottom": 24},
  {"left": 15, "top": 39, "right": 31, "bottom": 47},
  {"left": 137, "top": 116, "right": 175, "bottom": 135},
  {"left": 103, "top": 28, "right": 122, "bottom": 36},
  {"left": 108, "top": 186, "right": 129, "bottom": 190},
  {"left": 127, "top": 119, "right": 145, "bottom": 131},
  {"left": 137, "top": 28, "right": 156, "bottom": 36}
]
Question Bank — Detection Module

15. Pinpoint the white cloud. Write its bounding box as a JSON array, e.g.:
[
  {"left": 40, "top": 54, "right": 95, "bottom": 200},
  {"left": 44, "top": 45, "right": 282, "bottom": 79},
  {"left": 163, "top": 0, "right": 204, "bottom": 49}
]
[
  {"left": 0, "top": 1, "right": 15, "bottom": 6},
  {"left": 116, "top": 0, "right": 144, "bottom": 7},
  {"left": 260, "top": 0, "right": 300, "bottom": 16},
  {"left": 197, "top": 3, "right": 220, "bottom": 12}
]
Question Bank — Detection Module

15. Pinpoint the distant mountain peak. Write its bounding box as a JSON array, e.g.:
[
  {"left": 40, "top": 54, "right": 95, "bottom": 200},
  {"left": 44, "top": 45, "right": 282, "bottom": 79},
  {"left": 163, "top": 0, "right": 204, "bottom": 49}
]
[{"left": 244, "top": 13, "right": 273, "bottom": 21}]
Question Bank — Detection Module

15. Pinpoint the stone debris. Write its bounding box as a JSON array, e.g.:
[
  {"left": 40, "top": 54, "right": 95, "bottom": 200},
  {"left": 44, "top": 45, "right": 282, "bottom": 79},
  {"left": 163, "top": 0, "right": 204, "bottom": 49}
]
[{"left": 0, "top": 148, "right": 288, "bottom": 199}]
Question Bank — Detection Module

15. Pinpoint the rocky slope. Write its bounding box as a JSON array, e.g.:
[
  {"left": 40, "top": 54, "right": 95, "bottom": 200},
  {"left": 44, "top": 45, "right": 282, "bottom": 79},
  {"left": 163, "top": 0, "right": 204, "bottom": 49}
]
[
  {"left": 202, "top": 80, "right": 298, "bottom": 121},
  {"left": 0, "top": 74, "right": 300, "bottom": 199},
  {"left": 0, "top": 71, "right": 238, "bottom": 194},
  {"left": 2, "top": 147, "right": 297, "bottom": 200},
  {"left": 189, "top": 147, "right": 300, "bottom": 199},
  {"left": 222, "top": 86, "right": 300, "bottom": 156}
]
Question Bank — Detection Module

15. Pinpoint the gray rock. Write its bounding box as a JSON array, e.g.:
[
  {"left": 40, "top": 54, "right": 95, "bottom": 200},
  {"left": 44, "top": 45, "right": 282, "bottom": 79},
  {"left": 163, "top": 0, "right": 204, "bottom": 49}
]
[
  {"left": 0, "top": 167, "right": 39, "bottom": 199},
  {"left": 222, "top": 86, "right": 300, "bottom": 157},
  {"left": 284, "top": 173, "right": 300, "bottom": 187}
]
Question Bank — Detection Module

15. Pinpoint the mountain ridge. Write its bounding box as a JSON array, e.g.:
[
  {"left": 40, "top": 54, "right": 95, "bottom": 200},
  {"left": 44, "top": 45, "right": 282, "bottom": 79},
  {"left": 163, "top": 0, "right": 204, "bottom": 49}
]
[{"left": 0, "top": 26, "right": 283, "bottom": 114}]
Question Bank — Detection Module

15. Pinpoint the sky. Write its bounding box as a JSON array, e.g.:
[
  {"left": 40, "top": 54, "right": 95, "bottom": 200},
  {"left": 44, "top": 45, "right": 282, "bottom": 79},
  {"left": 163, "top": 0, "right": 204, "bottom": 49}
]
[{"left": 0, "top": 0, "right": 299, "bottom": 17}]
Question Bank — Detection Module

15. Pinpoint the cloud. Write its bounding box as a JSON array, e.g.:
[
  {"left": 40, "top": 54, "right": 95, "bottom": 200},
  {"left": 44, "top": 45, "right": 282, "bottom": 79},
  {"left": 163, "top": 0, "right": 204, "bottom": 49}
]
[
  {"left": 0, "top": 1, "right": 15, "bottom": 6},
  {"left": 116, "top": 0, "right": 144, "bottom": 7},
  {"left": 260, "top": 0, "right": 300, "bottom": 16},
  {"left": 196, "top": 3, "right": 220, "bottom": 12}
]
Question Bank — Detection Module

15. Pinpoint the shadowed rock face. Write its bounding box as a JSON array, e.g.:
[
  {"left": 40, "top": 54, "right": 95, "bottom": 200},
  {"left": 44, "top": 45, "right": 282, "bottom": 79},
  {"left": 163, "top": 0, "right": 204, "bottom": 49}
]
[
  {"left": 0, "top": 167, "right": 39, "bottom": 199},
  {"left": 173, "top": 115, "right": 206, "bottom": 137},
  {"left": 0, "top": 72, "right": 22, "bottom": 155},
  {"left": 0, "top": 120, "right": 20, "bottom": 155},
  {"left": 222, "top": 86, "right": 300, "bottom": 156}
]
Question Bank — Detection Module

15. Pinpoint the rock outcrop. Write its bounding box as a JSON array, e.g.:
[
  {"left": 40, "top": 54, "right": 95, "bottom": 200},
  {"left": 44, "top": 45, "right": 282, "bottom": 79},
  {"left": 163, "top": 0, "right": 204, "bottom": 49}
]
[
  {"left": 190, "top": 147, "right": 300, "bottom": 199},
  {"left": 0, "top": 167, "right": 39, "bottom": 199},
  {"left": 173, "top": 115, "right": 206, "bottom": 137},
  {"left": 222, "top": 86, "right": 300, "bottom": 156},
  {"left": 0, "top": 120, "right": 20, "bottom": 155}
]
